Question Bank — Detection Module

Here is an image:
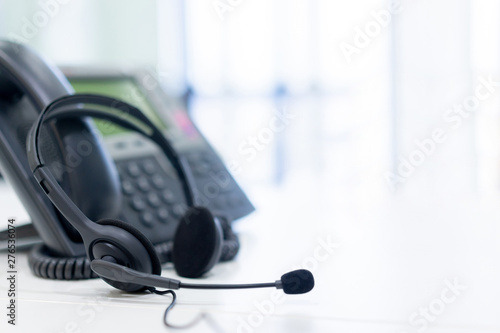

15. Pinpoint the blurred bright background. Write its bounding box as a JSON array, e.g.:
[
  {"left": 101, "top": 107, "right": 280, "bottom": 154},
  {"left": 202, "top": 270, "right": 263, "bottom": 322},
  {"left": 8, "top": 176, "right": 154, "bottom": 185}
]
[
  {"left": 2, "top": 0, "right": 500, "bottom": 203},
  {"left": 2, "top": 0, "right": 500, "bottom": 331},
  {"left": 1, "top": 0, "right": 391, "bottom": 203}
]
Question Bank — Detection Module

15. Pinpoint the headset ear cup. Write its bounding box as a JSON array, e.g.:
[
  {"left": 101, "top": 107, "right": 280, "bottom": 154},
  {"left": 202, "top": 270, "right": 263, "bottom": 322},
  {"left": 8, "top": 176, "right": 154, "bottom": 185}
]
[
  {"left": 172, "top": 206, "right": 223, "bottom": 278},
  {"left": 95, "top": 218, "right": 161, "bottom": 275},
  {"left": 94, "top": 219, "right": 162, "bottom": 291}
]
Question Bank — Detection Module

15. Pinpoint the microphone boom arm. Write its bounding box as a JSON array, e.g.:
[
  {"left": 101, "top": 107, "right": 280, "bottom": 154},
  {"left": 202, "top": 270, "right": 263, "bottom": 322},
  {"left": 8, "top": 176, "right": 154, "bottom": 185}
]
[{"left": 90, "top": 259, "right": 313, "bottom": 294}]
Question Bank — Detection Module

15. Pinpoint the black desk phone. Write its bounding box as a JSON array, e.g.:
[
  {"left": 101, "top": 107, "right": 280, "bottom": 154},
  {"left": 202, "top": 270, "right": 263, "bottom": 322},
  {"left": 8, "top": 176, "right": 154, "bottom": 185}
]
[{"left": 0, "top": 41, "right": 254, "bottom": 258}]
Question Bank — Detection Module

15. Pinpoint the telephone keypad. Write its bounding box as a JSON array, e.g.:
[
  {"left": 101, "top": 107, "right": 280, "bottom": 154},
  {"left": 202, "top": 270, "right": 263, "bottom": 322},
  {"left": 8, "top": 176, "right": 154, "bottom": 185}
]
[
  {"left": 116, "top": 156, "right": 188, "bottom": 241},
  {"left": 115, "top": 149, "right": 254, "bottom": 244}
]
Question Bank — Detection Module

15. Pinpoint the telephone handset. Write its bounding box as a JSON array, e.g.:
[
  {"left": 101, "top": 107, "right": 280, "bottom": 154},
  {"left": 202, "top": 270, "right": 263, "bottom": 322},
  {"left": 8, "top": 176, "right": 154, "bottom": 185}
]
[
  {"left": 0, "top": 40, "right": 121, "bottom": 257},
  {"left": 0, "top": 41, "right": 254, "bottom": 259}
]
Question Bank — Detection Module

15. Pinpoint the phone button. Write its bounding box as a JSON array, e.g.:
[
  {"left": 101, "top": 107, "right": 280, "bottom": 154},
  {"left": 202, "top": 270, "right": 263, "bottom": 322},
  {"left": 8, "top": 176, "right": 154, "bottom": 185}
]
[
  {"left": 140, "top": 212, "right": 155, "bottom": 228},
  {"left": 151, "top": 174, "right": 166, "bottom": 189},
  {"left": 127, "top": 162, "right": 141, "bottom": 177},
  {"left": 130, "top": 196, "right": 146, "bottom": 211},
  {"left": 141, "top": 160, "right": 157, "bottom": 174},
  {"left": 172, "top": 203, "right": 185, "bottom": 218},
  {"left": 147, "top": 193, "right": 161, "bottom": 207},
  {"left": 193, "top": 162, "right": 211, "bottom": 175},
  {"left": 137, "top": 177, "right": 151, "bottom": 192},
  {"left": 157, "top": 207, "right": 169, "bottom": 222},
  {"left": 162, "top": 189, "right": 176, "bottom": 203},
  {"left": 121, "top": 180, "right": 135, "bottom": 195}
]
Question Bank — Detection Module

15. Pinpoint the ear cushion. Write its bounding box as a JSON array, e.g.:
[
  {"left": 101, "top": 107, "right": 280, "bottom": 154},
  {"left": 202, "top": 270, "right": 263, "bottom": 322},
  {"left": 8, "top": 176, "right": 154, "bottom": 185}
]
[
  {"left": 95, "top": 219, "right": 162, "bottom": 276},
  {"left": 172, "top": 206, "right": 223, "bottom": 278}
]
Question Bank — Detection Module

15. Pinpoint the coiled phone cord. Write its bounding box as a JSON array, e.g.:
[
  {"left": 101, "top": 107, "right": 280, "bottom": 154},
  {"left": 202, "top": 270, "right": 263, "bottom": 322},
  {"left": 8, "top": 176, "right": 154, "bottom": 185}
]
[{"left": 27, "top": 219, "right": 239, "bottom": 280}]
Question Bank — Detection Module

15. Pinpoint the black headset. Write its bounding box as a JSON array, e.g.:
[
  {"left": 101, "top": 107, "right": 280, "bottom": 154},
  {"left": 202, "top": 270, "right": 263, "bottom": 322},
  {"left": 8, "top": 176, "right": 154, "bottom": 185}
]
[
  {"left": 26, "top": 94, "right": 238, "bottom": 290},
  {"left": 26, "top": 93, "right": 314, "bottom": 296}
]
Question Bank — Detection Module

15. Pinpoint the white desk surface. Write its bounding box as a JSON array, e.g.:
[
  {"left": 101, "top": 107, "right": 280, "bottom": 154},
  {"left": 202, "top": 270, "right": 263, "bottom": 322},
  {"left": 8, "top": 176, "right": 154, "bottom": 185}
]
[{"left": 0, "top": 175, "right": 499, "bottom": 333}]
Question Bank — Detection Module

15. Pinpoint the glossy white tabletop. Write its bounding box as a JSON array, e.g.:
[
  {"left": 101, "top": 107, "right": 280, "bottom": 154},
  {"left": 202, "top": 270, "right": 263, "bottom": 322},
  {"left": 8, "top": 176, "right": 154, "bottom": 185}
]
[{"left": 0, "top": 172, "right": 499, "bottom": 333}]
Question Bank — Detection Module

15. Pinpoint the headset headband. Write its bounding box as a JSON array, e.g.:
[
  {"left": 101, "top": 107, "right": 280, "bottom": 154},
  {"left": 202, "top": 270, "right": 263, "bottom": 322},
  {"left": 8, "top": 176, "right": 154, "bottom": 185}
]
[{"left": 26, "top": 94, "right": 196, "bottom": 241}]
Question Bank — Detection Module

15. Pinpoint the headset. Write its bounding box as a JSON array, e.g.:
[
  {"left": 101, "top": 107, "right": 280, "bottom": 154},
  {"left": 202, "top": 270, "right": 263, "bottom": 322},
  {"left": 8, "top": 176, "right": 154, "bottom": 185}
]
[{"left": 26, "top": 93, "right": 315, "bottom": 295}]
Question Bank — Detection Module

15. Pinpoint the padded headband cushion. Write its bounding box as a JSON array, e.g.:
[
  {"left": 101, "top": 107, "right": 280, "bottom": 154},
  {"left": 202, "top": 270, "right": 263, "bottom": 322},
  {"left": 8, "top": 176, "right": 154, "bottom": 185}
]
[{"left": 95, "top": 218, "right": 162, "bottom": 276}]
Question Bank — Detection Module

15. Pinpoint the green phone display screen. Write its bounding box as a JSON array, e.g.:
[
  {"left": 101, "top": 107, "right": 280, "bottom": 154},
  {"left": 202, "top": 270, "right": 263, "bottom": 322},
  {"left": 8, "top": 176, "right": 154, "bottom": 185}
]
[{"left": 70, "top": 79, "right": 167, "bottom": 136}]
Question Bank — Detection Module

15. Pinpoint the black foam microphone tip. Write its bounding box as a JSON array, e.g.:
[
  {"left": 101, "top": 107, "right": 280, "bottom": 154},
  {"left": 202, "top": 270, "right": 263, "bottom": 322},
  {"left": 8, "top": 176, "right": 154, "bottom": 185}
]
[{"left": 280, "top": 269, "right": 315, "bottom": 294}]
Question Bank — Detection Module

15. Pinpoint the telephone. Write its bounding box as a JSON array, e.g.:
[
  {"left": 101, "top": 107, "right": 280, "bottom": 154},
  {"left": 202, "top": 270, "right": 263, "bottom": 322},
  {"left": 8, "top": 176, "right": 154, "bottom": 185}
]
[{"left": 0, "top": 40, "right": 254, "bottom": 259}]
